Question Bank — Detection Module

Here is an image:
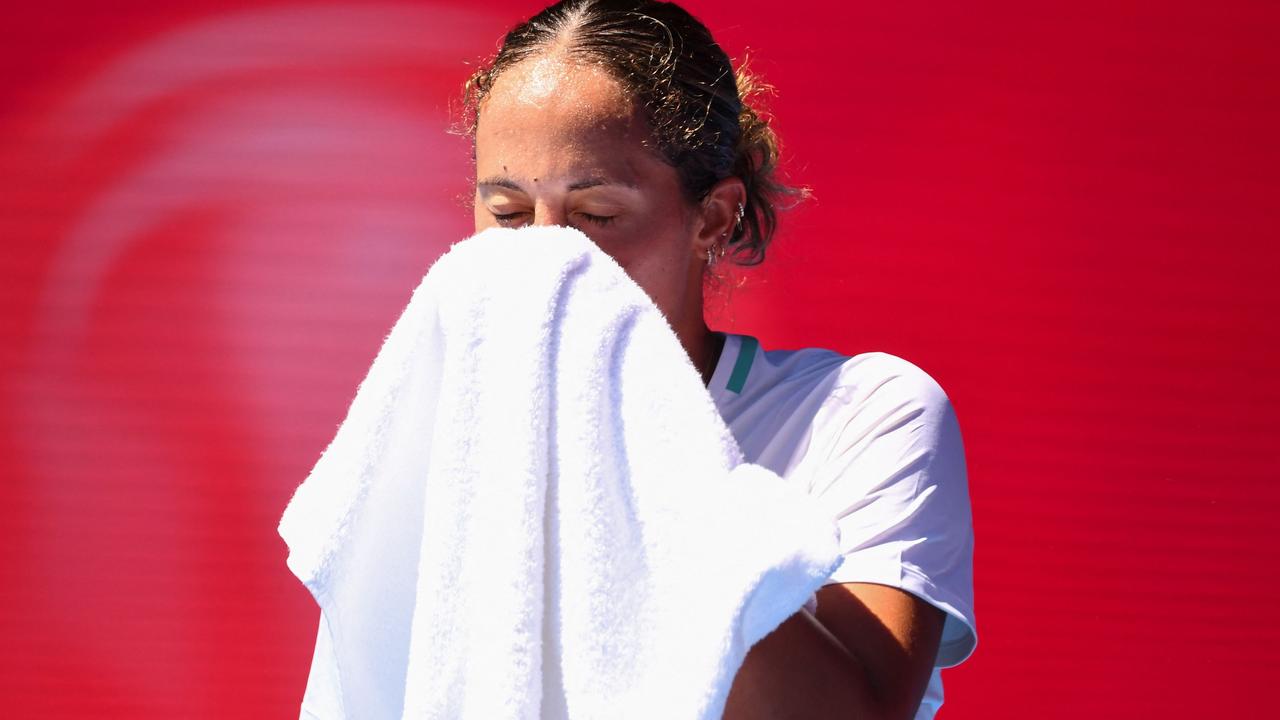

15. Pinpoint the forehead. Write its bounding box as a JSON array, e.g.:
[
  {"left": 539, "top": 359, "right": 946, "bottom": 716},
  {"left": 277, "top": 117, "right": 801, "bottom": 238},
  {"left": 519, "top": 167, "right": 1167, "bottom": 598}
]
[{"left": 475, "top": 56, "right": 660, "bottom": 181}]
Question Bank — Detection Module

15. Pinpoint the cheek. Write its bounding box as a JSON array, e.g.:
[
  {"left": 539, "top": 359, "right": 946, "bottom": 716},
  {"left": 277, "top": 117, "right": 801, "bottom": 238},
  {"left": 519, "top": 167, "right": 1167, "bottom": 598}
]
[
  {"left": 600, "top": 212, "right": 685, "bottom": 269},
  {"left": 611, "top": 217, "right": 696, "bottom": 308}
]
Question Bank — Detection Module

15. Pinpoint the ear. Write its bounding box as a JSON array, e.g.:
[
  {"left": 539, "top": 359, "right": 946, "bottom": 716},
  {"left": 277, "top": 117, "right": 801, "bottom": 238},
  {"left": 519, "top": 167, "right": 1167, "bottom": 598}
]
[{"left": 693, "top": 176, "right": 747, "bottom": 260}]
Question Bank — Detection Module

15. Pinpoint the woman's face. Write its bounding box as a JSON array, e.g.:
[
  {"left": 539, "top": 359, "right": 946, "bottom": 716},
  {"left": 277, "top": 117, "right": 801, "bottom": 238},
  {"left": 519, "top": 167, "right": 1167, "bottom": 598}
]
[{"left": 472, "top": 55, "right": 710, "bottom": 330}]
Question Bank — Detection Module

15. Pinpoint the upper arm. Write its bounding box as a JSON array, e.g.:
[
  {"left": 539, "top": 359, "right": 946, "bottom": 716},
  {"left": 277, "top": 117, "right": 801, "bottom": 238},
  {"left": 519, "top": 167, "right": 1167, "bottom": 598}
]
[
  {"left": 811, "top": 356, "right": 977, "bottom": 668},
  {"left": 813, "top": 582, "right": 945, "bottom": 719},
  {"left": 723, "top": 356, "right": 973, "bottom": 719}
]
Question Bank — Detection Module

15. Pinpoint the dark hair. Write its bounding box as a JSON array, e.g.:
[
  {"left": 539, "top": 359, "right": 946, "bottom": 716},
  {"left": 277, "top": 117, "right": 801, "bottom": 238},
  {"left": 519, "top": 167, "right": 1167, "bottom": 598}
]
[{"left": 462, "top": 0, "right": 806, "bottom": 266}]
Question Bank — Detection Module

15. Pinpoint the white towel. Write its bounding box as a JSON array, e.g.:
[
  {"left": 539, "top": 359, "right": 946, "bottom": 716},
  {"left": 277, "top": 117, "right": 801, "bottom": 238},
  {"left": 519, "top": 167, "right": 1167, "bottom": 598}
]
[{"left": 278, "top": 225, "right": 843, "bottom": 720}]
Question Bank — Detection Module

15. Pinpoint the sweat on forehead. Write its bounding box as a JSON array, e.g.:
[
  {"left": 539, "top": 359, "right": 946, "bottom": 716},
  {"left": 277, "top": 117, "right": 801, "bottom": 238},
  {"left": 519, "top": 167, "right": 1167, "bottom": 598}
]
[{"left": 482, "top": 55, "right": 637, "bottom": 121}]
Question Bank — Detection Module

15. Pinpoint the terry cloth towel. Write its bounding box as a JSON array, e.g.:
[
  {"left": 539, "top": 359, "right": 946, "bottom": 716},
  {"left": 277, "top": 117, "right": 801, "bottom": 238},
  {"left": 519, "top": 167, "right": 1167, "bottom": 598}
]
[{"left": 278, "top": 225, "right": 843, "bottom": 720}]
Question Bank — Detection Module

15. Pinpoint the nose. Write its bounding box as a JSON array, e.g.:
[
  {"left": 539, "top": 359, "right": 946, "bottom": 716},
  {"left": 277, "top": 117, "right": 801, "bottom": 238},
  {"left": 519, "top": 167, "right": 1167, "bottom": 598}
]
[{"left": 531, "top": 199, "right": 567, "bottom": 228}]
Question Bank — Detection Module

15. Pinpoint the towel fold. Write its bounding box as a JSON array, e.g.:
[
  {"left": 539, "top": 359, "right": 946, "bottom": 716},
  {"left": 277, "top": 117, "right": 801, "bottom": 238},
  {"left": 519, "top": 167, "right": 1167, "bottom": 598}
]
[{"left": 279, "top": 225, "right": 842, "bottom": 720}]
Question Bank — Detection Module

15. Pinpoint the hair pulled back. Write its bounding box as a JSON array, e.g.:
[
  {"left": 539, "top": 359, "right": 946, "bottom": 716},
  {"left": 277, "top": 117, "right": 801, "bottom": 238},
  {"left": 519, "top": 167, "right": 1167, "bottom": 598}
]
[{"left": 462, "top": 0, "right": 804, "bottom": 266}]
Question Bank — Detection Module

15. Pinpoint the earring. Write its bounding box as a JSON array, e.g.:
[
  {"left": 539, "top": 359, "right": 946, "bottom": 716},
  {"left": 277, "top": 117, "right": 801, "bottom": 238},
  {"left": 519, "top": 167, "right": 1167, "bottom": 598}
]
[
  {"left": 734, "top": 202, "right": 745, "bottom": 234},
  {"left": 707, "top": 235, "right": 727, "bottom": 267}
]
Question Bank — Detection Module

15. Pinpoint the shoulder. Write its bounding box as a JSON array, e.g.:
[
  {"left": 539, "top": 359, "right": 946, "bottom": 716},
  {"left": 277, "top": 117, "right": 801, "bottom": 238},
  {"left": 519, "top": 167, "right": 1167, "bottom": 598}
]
[
  {"left": 825, "top": 352, "right": 954, "bottom": 418},
  {"left": 826, "top": 351, "right": 947, "bottom": 394},
  {"left": 770, "top": 348, "right": 966, "bottom": 497},
  {"left": 711, "top": 336, "right": 964, "bottom": 476},
  {"left": 714, "top": 336, "right": 958, "bottom": 426},
  {"left": 803, "top": 351, "right": 962, "bottom": 471},
  {"left": 758, "top": 346, "right": 955, "bottom": 427}
]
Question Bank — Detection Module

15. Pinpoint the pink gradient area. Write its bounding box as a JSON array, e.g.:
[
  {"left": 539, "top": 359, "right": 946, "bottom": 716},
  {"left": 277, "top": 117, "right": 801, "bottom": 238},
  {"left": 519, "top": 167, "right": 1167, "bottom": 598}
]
[
  {"left": 2, "top": 1, "right": 1280, "bottom": 718},
  {"left": 1, "top": 3, "right": 493, "bottom": 716}
]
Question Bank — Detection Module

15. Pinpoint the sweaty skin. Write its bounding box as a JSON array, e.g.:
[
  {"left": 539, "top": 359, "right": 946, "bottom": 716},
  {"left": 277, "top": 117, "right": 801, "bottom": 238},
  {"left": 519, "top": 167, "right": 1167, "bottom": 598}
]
[
  {"left": 472, "top": 54, "right": 740, "bottom": 382},
  {"left": 472, "top": 53, "right": 945, "bottom": 720}
]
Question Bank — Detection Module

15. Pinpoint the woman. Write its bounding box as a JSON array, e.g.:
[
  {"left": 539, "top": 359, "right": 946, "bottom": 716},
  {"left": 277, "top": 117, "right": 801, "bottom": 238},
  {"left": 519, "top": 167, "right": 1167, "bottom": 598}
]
[{"left": 462, "top": 1, "right": 976, "bottom": 719}]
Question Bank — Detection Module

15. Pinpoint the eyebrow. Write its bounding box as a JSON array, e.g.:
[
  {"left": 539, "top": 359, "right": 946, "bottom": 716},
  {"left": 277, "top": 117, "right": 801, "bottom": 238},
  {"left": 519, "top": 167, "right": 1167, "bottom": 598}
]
[
  {"left": 476, "top": 175, "right": 637, "bottom": 192},
  {"left": 476, "top": 176, "right": 524, "bottom": 192},
  {"left": 568, "top": 177, "right": 637, "bottom": 191}
]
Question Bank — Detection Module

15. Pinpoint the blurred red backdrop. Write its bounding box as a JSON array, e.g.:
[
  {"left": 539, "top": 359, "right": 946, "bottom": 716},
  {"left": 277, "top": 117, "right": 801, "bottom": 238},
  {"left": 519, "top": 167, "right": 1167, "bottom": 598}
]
[{"left": 2, "top": 1, "right": 1278, "bottom": 717}]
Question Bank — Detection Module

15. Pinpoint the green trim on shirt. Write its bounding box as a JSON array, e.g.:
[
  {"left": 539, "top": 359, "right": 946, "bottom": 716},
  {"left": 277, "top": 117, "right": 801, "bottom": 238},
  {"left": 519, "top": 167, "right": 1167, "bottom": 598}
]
[{"left": 726, "top": 336, "right": 758, "bottom": 394}]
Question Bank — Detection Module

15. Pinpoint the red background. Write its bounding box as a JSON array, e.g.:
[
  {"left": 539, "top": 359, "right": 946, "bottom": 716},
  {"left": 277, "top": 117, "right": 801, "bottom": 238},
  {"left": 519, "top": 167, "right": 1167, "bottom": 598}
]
[{"left": 3, "top": 1, "right": 1278, "bottom": 717}]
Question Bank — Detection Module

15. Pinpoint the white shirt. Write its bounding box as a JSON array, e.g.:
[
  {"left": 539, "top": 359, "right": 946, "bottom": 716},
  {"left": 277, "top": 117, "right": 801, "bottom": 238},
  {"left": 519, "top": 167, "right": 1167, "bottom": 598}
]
[
  {"left": 706, "top": 334, "right": 977, "bottom": 720},
  {"left": 299, "top": 333, "right": 977, "bottom": 720}
]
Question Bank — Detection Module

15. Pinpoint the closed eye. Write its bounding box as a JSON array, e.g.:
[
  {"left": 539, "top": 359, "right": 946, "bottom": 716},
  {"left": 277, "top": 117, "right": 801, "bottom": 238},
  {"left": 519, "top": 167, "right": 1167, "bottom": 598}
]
[
  {"left": 491, "top": 211, "right": 530, "bottom": 227},
  {"left": 577, "top": 213, "right": 616, "bottom": 227}
]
